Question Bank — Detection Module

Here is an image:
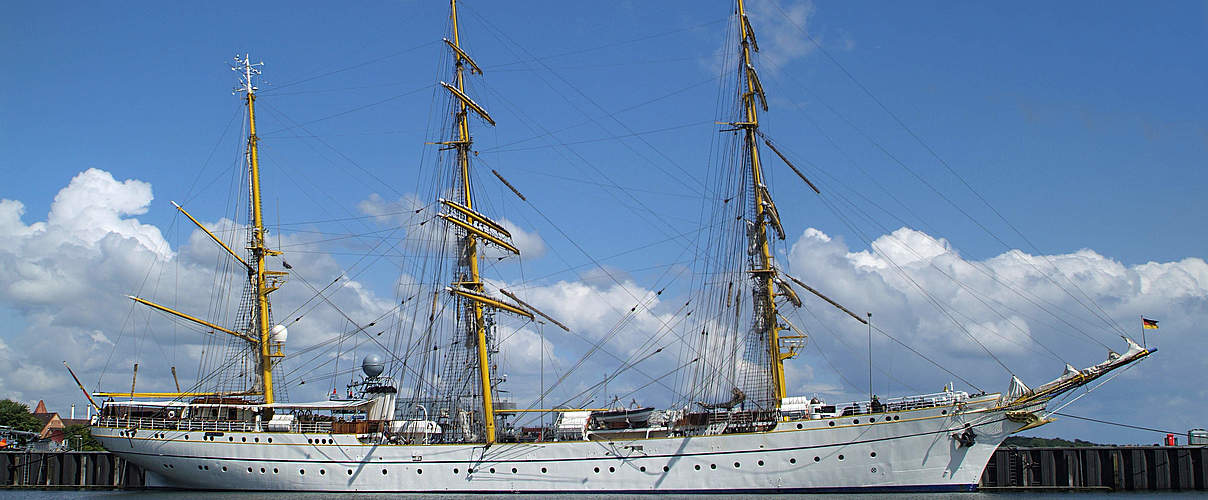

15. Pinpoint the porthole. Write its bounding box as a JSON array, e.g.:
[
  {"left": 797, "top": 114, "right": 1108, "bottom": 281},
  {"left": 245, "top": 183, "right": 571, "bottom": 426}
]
[
  {"left": 308, "top": 439, "right": 313, "bottom": 444},
  {"left": 204, "top": 465, "right": 210, "bottom": 471},
  {"left": 267, "top": 438, "right": 272, "bottom": 443},
  {"left": 853, "top": 419, "right": 860, "bottom": 424},
  {"left": 489, "top": 468, "right": 495, "bottom": 474},
  {"left": 228, "top": 437, "right": 233, "bottom": 442},
  {"left": 417, "top": 469, "right": 423, "bottom": 475},
  {"left": 639, "top": 466, "right": 646, "bottom": 472},
  {"left": 814, "top": 456, "right": 820, "bottom": 462},
  {"left": 895, "top": 415, "right": 900, "bottom": 421},
  {"left": 609, "top": 466, "right": 615, "bottom": 473},
  {"left": 757, "top": 460, "right": 764, "bottom": 467},
  {"left": 185, "top": 435, "right": 189, "bottom": 439},
  {"left": 273, "top": 468, "right": 278, "bottom": 474},
  {"left": 541, "top": 467, "right": 548, "bottom": 473},
  {"left": 454, "top": 468, "right": 460, "bottom": 474},
  {"left": 260, "top": 468, "right": 266, "bottom": 474},
  {"left": 241, "top": 437, "right": 247, "bottom": 442},
  {"left": 871, "top": 466, "right": 878, "bottom": 473},
  {"left": 594, "top": 467, "right": 600, "bottom": 473},
  {"left": 838, "top": 455, "right": 845, "bottom": 461},
  {"left": 254, "top": 438, "right": 259, "bottom": 443},
  {"left": 221, "top": 466, "right": 227, "bottom": 472},
  {"left": 663, "top": 466, "right": 669, "bottom": 472},
  {"left": 734, "top": 462, "right": 741, "bottom": 468},
  {"left": 347, "top": 469, "right": 353, "bottom": 476},
  {"left": 790, "top": 458, "right": 797, "bottom": 464},
  {"left": 694, "top": 464, "right": 700, "bottom": 470},
  {"left": 511, "top": 467, "right": 517, "bottom": 474},
  {"left": 796, "top": 423, "right": 803, "bottom": 429},
  {"left": 198, "top": 465, "right": 204, "bottom": 470},
  {"left": 870, "top": 418, "right": 876, "bottom": 423},
  {"left": 320, "top": 469, "right": 326, "bottom": 475},
  {"left": 942, "top": 410, "right": 947, "bottom": 415},
  {"left": 382, "top": 469, "right": 387, "bottom": 475},
  {"left": 828, "top": 421, "right": 835, "bottom": 427},
  {"left": 710, "top": 464, "right": 717, "bottom": 470},
  {"left": 247, "top": 467, "right": 253, "bottom": 473},
  {"left": 300, "top": 469, "right": 305, "bottom": 475},
  {"left": 870, "top": 451, "right": 877, "bottom": 458}
]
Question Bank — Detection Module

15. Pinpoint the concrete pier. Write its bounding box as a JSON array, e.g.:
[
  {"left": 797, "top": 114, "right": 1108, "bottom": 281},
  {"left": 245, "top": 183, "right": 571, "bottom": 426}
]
[
  {"left": 981, "top": 446, "right": 1207, "bottom": 491},
  {"left": 1, "top": 451, "right": 144, "bottom": 488}
]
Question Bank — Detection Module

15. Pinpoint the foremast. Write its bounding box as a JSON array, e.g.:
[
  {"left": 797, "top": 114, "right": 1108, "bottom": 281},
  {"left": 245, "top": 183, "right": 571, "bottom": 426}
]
[{"left": 734, "top": 0, "right": 794, "bottom": 408}]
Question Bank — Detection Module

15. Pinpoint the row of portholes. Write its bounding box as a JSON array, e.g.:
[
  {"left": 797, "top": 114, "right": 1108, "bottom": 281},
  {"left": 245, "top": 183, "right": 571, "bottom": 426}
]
[
  {"left": 308, "top": 438, "right": 335, "bottom": 444},
  {"left": 808, "top": 414, "right": 905, "bottom": 429},
  {"left": 174, "top": 434, "right": 284, "bottom": 443},
  {"left": 800, "top": 408, "right": 952, "bottom": 429},
  {"left": 203, "top": 435, "right": 272, "bottom": 443},
  {"left": 175, "top": 450, "right": 882, "bottom": 479}
]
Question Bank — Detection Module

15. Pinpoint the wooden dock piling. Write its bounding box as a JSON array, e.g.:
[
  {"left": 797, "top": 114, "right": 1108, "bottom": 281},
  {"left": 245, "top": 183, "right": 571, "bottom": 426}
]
[{"left": 981, "top": 446, "right": 1207, "bottom": 491}]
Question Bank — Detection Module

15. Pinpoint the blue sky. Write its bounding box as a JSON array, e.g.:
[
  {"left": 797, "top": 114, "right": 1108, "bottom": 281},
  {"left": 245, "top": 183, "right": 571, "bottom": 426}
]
[{"left": 1, "top": 1, "right": 1206, "bottom": 444}]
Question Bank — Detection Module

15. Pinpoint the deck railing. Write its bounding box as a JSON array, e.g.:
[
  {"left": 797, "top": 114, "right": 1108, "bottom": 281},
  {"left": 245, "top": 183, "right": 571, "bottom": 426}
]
[
  {"left": 831, "top": 391, "right": 969, "bottom": 416},
  {"left": 95, "top": 416, "right": 334, "bottom": 434}
]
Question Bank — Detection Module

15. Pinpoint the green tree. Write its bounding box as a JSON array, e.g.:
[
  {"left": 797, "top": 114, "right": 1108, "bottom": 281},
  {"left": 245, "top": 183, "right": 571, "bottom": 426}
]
[
  {"left": 0, "top": 399, "right": 42, "bottom": 434},
  {"left": 62, "top": 424, "right": 104, "bottom": 451}
]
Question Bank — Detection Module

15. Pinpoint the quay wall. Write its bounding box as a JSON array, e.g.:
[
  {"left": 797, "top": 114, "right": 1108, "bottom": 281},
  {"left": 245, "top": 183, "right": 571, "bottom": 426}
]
[
  {"left": 0, "top": 451, "right": 143, "bottom": 489},
  {"left": 981, "top": 446, "right": 1208, "bottom": 491}
]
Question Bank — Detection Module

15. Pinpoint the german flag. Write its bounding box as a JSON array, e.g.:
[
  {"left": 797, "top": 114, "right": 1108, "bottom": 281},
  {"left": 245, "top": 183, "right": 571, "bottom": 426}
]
[{"left": 1142, "top": 318, "right": 1159, "bottom": 330}]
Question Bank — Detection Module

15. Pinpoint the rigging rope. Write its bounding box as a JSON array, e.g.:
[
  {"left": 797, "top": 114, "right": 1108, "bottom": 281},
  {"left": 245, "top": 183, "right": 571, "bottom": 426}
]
[{"left": 1051, "top": 412, "right": 1183, "bottom": 436}]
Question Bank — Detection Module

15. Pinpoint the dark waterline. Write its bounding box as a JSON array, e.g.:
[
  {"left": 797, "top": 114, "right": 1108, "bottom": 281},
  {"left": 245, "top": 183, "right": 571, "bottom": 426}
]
[{"left": 0, "top": 491, "right": 1202, "bottom": 500}]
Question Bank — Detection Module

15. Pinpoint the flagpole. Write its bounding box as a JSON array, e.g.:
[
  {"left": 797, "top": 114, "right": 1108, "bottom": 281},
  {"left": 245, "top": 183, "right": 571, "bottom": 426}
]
[{"left": 1140, "top": 315, "right": 1146, "bottom": 348}]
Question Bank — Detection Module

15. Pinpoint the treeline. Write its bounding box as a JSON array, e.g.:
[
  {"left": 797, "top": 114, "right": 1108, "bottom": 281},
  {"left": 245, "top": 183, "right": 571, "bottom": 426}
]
[{"left": 1003, "top": 436, "right": 1106, "bottom": 447}]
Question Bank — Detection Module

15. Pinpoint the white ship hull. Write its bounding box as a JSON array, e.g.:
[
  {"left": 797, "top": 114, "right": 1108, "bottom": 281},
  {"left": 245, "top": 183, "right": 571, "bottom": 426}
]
[{"left": 93, "top": 394, "right": 1029, "bottom": 492}]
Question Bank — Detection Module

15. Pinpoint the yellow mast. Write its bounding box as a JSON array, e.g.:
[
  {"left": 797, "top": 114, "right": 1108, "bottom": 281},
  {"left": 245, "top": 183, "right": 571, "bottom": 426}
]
[
  {"left": 736, "top": 0, "right": 788, "bottom": 406},
  {"left": 98, "top": 57, "right": 285, "bottom": 403},
  {"left": 449, "top": 0, "right": 496, "bottom": 444},
  {"left": 237, "top": 55, "right": 284, "bottom": 404}
]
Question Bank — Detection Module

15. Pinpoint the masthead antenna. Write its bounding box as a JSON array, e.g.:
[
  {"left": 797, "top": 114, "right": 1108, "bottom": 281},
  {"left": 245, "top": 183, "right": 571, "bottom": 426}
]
[{"left": 232, "top": 54, "right": 264, "bottom": 95}]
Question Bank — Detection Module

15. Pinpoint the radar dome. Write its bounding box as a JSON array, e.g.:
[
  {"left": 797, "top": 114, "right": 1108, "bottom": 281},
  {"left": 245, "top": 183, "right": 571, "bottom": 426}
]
[
  {"left": 362, "top": 354, "right": 385, "bottom": 378},
  {"left": 270, "top": 324, "right": 288, "bottom": 343}
]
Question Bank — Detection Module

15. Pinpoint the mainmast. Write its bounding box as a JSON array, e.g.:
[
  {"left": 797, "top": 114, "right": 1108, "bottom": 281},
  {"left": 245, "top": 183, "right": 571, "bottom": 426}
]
[
  {"left": 735, "top": 0, "right": 791, "bottom": 408},
  {"left": 451, "top": 0, "right": 494, "bottom": 444},
  {"left": 438, "top": 0, "right": 523, "bottom": 445},
  {"left": 235, "top": 55, "right": 286, "bottom": 404}
]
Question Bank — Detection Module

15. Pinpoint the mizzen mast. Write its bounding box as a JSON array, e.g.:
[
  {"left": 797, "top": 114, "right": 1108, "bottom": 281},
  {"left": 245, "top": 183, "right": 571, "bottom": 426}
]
[
  {"left": 99, "top": 56, "right": 287, "bottom": 402},
  {"left": 234, "top": 54, "right": 286, "bottom": 405}
]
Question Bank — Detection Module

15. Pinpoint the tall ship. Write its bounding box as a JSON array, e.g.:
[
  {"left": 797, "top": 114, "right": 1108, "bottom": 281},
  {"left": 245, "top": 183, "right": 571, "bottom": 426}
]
[{"left": 89, "top": 1, "right": 1153, "bottom": 492}]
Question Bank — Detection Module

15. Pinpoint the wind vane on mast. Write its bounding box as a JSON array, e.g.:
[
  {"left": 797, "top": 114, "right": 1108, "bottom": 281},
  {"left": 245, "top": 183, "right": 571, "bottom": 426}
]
[{"left": 232, "top": 54, "right": 263, "bottom": 95}]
